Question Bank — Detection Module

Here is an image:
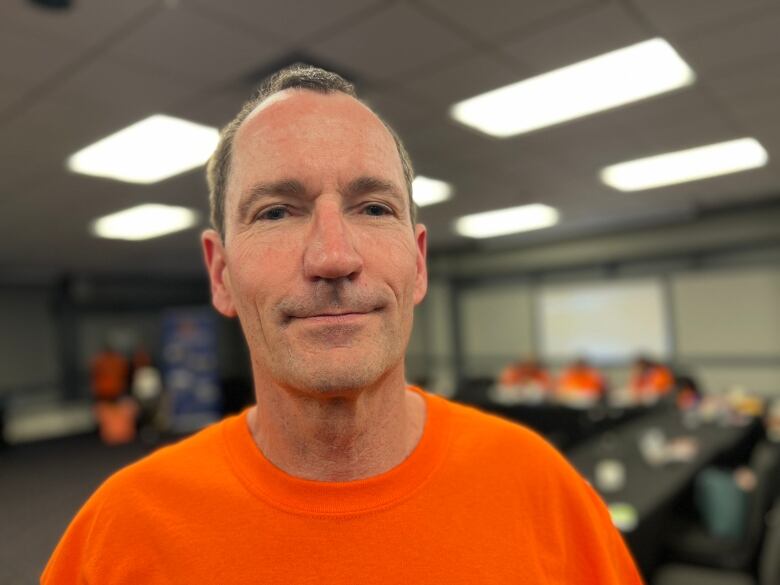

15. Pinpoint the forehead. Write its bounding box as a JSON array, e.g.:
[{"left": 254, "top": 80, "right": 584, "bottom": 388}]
[{"left": 229, "top": 90, "right": 403, "bottom": 192}]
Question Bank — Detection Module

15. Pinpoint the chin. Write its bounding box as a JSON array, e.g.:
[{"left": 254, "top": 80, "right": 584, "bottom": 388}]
[
  {"left": 261, "top": 331, "right": 408, "bottom": 396},
  {"left": 294, "top": 364, "right": 385, "bottom": 395},
  {"left": 277, "top": 349, "right": 400, "bottom": 396}
]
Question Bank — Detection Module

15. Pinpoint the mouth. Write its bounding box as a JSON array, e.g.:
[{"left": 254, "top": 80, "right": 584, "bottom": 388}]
[{"left": 293, "top": 309, "right": 377, "bottom": 325}]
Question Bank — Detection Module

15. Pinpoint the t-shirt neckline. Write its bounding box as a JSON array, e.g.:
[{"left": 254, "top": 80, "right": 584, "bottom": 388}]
[{"left": 221, "top": 386, "right": 451, "bottom": 516}]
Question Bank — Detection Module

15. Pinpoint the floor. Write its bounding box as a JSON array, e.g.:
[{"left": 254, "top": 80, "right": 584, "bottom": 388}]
[{"left": 0, "top": 434, "right": 159, "bottom": 584}]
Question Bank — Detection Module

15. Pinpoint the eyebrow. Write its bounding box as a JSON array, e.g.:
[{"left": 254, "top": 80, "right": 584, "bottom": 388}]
[
  {"left": 237, "top": 179, "right": 306, "bottom": 221},
  {"left": 344, "top": 176, "right": 405, "bottom": 202},
  {"left": 237, "top": 176, "right": 406, "bottom": 221}
]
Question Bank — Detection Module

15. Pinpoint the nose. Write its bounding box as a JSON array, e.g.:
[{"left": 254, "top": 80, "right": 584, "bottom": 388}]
[{"left": 302, "top": 203, "right": 363, "bottom": 282}]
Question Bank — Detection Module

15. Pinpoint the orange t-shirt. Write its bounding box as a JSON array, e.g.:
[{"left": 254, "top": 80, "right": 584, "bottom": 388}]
[
  {"left": 557, "top": 367, "right": 605, "bottom": 397},
  {"left": 91, "top": 351, "right": 129, "bottom": 399},
  {"left": 43, "top": 388, "right": 642, "bottom": 584},
  {"left": 499, "top": 365, "right": 552, "bottom": 389},
  {"left": 631, "top": 366, "right": 674, "bottom": 399}
]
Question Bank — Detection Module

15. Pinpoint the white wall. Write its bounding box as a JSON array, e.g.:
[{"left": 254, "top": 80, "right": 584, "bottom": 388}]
[
  {"left": 672, "top": 267, "right": 780, "bottom": 394},
  {"left": 449, "top": 264, "right": 780, "bottom": 397},
  {"left": 406, "top": 278, "right": 457, "bottom": 395},
  {"left": 459, "top": 284, "right": 534, "bottom": 377},
  {"left": 673, "top": 268, "right": 780, "bottom": 357}
]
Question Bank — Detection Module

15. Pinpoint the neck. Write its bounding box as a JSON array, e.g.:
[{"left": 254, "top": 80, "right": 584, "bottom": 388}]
[{"left": 247, "top": 369, "right": 426, "bottom": 482}]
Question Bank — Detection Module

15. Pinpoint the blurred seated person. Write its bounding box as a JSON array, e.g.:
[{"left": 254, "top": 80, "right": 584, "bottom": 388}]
[
  {"left": 555, "top": 358, "right": 605, "bottom": 405},
  {"left": 91, "top": 344, "right": 135, "bottom": 445},
  {"left": 494, "top": 357, "right": 552, "bottom": 403},
  {"left": 674, "top": 375, "right": 703, "bottom": 411},
  {"left": 90, "top": 344, "right": 129, "bottom": 402},
  {"left": 499, "top": 358, "right": 552, "bottom": 392},
  {"left": 628, "top": 356, "right": 674, "bottom": 403}
]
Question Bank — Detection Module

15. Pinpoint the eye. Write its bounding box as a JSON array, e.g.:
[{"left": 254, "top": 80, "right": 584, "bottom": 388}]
[
  {"left": 363, "top": 203, "right": 392, "bottom": 217},
  {"left": 257, "top": 206, "right": 289, "bottom": 221}
]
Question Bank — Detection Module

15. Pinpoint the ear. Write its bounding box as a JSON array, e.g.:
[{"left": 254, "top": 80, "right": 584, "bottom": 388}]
[
  {"left": 201, "top": 229, "right": 237, "bottom": 317},
  {"left": 412, "top": 223, "right": 428, "bottom": 305}
]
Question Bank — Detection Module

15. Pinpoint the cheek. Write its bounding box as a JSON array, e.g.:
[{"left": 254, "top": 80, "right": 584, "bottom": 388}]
[
  {"left": 359, "top": 232, "right": 419, "bottom": 297},
  {"left": 228, "top": 237, "right": 299, "bottom": 307}
]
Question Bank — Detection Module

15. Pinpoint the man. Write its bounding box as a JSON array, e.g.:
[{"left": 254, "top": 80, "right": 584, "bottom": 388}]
[
  {"left": 495, "top": 356, "right": 552, "bottom": 404},
  {"left": 556, "top": 357, "right": 606, "bottom": 403},
  {"left": 498, "top": 356, "right": 553, "bottom": 389},
  {"left": 43, "top": 65, "right": 642, "bottom": 584},
  {"left": 90, "top": 343, "right": 129, "bottom": 402},
  {"left": 90, "top": 343, "right": 136, "bottom": 444},
  {"left": 628, "top": 356, "right": 674, "bottom": 403}
]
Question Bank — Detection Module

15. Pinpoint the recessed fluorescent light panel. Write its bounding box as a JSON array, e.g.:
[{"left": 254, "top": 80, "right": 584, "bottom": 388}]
[
  {"left": 451, "top": 38, "right": 694, "bottom": 137},
  {"left": 412, "top": 176, "right": 453, "bottom": 207},
  {"left": 68, "top": 115, "right": 219, "bottom": 183},
  {"left": 92, "top": 204, "right": 199, "bottom": 241},
  {"left": 455, "top": 204, "right": 559, "bottom": 239},
  {"left": 601, "top": 138, "right": 768, "bottom": 191}
]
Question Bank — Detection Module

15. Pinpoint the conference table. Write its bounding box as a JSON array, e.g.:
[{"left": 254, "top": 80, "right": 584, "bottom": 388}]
[
  {"left": 466, "top": 398, "right": 657, "bottom": 449},
  {"left": 566, "top": 406, "right": 761, "bottom": 577}
]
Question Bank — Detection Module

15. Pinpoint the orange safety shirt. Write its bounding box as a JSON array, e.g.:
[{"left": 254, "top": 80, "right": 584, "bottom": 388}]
[
  {"left": 499, "top": 365, "right": 552, "bottom": 389},
  {"left": 91, "top": 351, "right": 129, "bottom": 399},
  {"left": 43, "top": 388, "right": 642, "bottom": 584},
  {"left": 557, "top": 367, "right": 605, "bottom": 397},
  {"left": 630, "top": 366, "right": 674, "bottom": 400}
]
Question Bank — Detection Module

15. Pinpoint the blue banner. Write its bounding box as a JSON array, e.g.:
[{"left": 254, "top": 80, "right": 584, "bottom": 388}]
[{"left": 162, "top": 307, "right": 221, "bottom": 432}]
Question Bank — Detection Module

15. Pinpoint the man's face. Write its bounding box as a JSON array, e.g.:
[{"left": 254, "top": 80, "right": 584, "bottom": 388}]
[{"left": 202, "top": 90, "right": 427, "bottom": 396}]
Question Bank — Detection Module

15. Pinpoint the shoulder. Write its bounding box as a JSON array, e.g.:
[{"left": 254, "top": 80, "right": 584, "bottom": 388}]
[
  {"left": 436, "top": 395, "right": 564, "bottom": 456},
  {"left": 430, "top": 396, "right": 641, "bottom": 582},
  {"left": 431, "top": 394, "right": 580, "bottom": 486},
  {"left": 429, "top": 394, "right": 617, "bottom": 531},
  {"left": 40, "top": 418, "right": 214, "bottom": 581},
  {"left": 76, "top": 414, "right": 238, "bottom": 524},
  {"left": 110, "top": 414, "right": 234, "bottom": 490},
  {"left": 42, "top": 415, "right": 242, "bottom": 582}
]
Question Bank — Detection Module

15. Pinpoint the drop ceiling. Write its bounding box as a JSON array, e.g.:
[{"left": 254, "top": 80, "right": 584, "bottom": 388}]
[{"left": 1, "top": 0, "right": 779, "bottom": 280}]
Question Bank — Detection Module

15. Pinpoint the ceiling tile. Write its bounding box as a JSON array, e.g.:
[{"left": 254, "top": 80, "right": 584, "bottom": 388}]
[
  {"left": 187, "top": 0, "right": 386, "bottom": 43},
  {"left": 505, "top": 110, "right": 642, "bottom": 173},
  {"left": 713, "top": 72, "right": 780, "bottom": 106},
  {"left": 0, "top": 0, "right": 161, "bottom": 50},
  {"left": 713, "top": 85, "right": 780, "bottom": 149},
  {"left": 416, "top": 0, "right": 593, "bottom": 42},
  {"left": 599, "top": 88, "right": 743, "bottom": 158},
  {"left": 403, "top": 116, "right": 569, "bottom": 180},
  {"left": 674, "top": 6, "right": 780, "bottom": 76},
  {"left": 398, "top": 51, "right": 529, "bottom": 107},
  {"left": 501, "top": 2, "right": 650, "bottom": 73},
  {"left": 675, "top": 166, "right": 780, "bottom": 208},
  {"left": 630, "top": 0, "right": 778, "bottom": 38},
  {"left": 0, "top": 77, "right": 26, "bottom": 114},
  {"left": 308, "top": 3, "right": 473, "bottom": 82},
  {"left": 51, "top": 54, "right": 200, "bottom": 120},
  {"left": 0, "top": 97, "right": 119, "bottom": 199},
  {"left": 0, "top": 27, "right": 83, "bottom": 87},
  {"left": 361, "top": 86, "right": 440, "bottom": 143},
  {"left": 172, "top": 87, "right": 254, "bottom": 129},
  {"left": 108, "top": 3, "right": 285, "bottom": 87}
]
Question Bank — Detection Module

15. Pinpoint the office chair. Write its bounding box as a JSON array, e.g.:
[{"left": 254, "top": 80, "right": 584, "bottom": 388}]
[
  {"left": 654, "top": 499, "right": 780, "bottom": 585},
  {"left": 663, "top": 441, "right": 780, "bottom": 571}
]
